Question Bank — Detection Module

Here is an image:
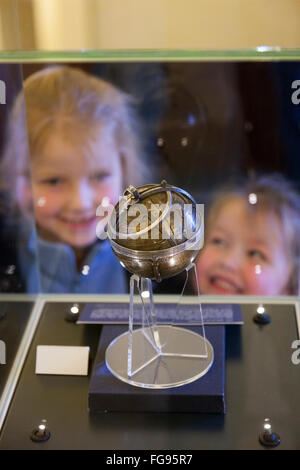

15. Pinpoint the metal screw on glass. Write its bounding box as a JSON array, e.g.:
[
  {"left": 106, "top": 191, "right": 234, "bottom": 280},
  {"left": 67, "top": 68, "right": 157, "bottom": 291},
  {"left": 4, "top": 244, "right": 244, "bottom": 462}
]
[
  {"left": 30, "top": 419, "right": 50, "bottom": 442},
  {"left": 253, "top": 304, "right": 271, "bottom": 325},
  {"left": 259, "top": 418, "right": 280, "bottom": 447}
]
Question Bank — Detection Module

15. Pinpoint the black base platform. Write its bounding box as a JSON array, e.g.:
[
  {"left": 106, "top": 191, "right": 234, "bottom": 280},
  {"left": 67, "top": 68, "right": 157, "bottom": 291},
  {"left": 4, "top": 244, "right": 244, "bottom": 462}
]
[{"left": 88, "top": 325, "right": 225, "bottom": 414}]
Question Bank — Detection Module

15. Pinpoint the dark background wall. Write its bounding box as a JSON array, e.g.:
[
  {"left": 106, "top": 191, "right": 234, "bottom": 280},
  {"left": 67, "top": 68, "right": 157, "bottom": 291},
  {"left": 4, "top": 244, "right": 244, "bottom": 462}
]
[{"left": 7, "top": 60, "right": 300, "bottom": 203}]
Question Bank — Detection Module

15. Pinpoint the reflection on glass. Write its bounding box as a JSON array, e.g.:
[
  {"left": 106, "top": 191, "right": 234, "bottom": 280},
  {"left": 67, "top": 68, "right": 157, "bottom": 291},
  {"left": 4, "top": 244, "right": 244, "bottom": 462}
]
[
  {"left": 1, "top": 60, "right": 300, "bottom": 296},
  {"left": 0, "top": 64, "right": 40, "bottom": 293},
  {"left": 255, "top": 264, "right": 262, "bottom": 275},
  {"left": 257, "top": 305, "right": 265, "bottom": 314},
  {"left": 248, "top": 193, "right": 258, "bottom": 205},
  {"left": 195, "top": 174, "right": 300, "bottom": 296},
  {"left": 4, "top": 65, "right": 151, "bottom": 294}
]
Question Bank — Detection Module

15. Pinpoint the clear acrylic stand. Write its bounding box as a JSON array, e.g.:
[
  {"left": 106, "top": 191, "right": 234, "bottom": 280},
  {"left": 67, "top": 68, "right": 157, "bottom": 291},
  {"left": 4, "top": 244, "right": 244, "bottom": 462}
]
[{"left": 105, "top": 263, "right": 214, "bottom": 389}]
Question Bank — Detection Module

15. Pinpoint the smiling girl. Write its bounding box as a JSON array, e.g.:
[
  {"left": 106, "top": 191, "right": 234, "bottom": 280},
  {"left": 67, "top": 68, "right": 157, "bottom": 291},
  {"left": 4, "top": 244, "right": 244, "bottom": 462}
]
[
  {"left": 196, "top": 174, "right": 300, "bottom": 296},
  {"left": 1, "top": 66, "right": 148, "bottom": 293}
]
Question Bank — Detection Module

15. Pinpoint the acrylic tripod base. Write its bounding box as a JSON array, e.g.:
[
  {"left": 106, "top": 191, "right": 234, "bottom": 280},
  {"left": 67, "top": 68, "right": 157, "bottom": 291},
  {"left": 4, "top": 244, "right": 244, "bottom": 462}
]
[
  {"left": 106, "top": 325, "right": 214, "bottom": 389},
  {"left": 105, "top": 265, "right": 214, "bottom": 389}
]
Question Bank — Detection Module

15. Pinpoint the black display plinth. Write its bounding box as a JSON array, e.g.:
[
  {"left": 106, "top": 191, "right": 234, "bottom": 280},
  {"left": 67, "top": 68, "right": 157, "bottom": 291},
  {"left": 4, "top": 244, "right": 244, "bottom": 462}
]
[{"left": 88, "top": 324, "right": 225, "bottom": 414}]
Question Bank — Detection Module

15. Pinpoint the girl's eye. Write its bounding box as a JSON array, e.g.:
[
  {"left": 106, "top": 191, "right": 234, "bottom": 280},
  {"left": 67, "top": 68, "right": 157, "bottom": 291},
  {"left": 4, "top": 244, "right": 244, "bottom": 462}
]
[
  {"left": 248, "top": 249, "right": 266, "bottom": 261},
  {"left": 209, "top": 237, "right": 227, "bottom": 246},
  {"left": 91, "top": 173, "right": 110, "bottom": 182},
  {"left": 42, "top": 178, "right": 62, "bottom": 186}
]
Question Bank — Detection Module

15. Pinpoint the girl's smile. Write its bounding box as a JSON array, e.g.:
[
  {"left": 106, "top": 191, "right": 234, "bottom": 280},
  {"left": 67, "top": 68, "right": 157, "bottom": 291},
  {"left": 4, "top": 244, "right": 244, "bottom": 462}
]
[
  {"left": 54, "top": 214, "right": 98, "bottom": 232},
  {"left": 206, "top": 273, "right": 244, "bottom": 294}
]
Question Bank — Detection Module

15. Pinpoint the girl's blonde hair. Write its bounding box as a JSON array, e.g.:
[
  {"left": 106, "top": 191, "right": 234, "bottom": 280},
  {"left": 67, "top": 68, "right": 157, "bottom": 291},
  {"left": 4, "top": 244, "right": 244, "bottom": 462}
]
[
  {"left": 206, "top": 174, "right": 300, "bottom": 295},
  {"left": 1, "top": 65, "right": 149, "bottom": 213}
]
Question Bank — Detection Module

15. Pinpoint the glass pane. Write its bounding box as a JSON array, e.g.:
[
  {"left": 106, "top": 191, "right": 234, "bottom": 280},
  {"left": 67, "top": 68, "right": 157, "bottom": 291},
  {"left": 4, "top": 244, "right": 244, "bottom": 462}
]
[
  {"left": 0, "top": 64, "right": 39, "bottom": 293},
  {"left": 7, "top": 60, "right": 296, "bottom": 296}
]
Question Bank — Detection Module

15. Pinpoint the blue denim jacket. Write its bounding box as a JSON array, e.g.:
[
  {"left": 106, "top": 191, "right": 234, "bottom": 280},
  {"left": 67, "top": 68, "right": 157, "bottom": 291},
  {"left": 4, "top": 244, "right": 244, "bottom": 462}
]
[{"left": 17, "top": 220, "right": 127, "bottom": 294}]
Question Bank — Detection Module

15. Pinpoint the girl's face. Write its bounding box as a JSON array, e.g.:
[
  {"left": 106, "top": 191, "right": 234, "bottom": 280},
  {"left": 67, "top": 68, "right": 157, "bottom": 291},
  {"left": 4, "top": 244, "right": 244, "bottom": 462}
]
[
  {"left": 196, "top": 198, "right": 292, "bottom": 295},
  {"left": 30, "top": 127, "right": 123, "bottom": 249}
]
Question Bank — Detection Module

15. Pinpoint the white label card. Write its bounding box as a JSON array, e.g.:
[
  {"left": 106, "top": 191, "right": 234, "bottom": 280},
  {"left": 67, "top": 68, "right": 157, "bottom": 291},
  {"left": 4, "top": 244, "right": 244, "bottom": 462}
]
[{"left": 35, "top": 345, "right": 90, "bottom": 376}]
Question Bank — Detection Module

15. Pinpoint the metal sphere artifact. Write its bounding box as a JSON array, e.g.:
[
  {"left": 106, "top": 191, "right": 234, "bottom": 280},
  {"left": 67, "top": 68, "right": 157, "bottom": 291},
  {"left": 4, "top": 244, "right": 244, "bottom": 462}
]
[{"left": 107, "top": 180, "right": 204, "bottom": 282}]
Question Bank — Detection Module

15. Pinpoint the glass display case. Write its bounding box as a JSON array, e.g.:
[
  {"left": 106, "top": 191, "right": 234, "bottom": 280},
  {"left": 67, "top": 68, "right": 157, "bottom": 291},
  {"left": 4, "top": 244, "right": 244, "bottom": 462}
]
[{"left": 1, "top": 50, "right": 300, "bottom": 297}]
